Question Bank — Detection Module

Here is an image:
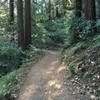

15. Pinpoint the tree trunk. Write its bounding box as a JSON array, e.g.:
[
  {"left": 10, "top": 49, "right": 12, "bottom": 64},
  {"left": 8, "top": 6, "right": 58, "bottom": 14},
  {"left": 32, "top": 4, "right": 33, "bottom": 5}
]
[
  {"left": 56, "top": 6, "right": 59, "bottom": 17},
  {"left": 24, "top": 0, "right": 32, "bottom": 49},
  {"left": 9, "top": 0, "right": 14, "bottom": 24},
  {"left": 97, "top": 0, "right": 100, "bottom": 19},
  {"left": 48, "top": 0, "right": 52, "bottom": 20},
  {"left": 17, "top": 0, "right": 24, "bottom": 49},
  {"left": 84, "top": 0, "right": 96, "bottom": 35},
  {"left": 75, "top": 0, "right": 82, "bottom": 17},
  {"left": 84, "top": 0, "right": 96, "bottom": 21}
]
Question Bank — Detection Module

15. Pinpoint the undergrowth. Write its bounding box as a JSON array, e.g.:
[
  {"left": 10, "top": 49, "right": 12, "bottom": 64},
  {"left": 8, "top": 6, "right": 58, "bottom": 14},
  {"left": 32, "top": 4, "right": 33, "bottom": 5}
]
[
  {"left": 0, "top": 49, "right": 43, "bottom": 100},
  {"left": 32, "top": 12, "right": 72, "bottom": 49},
  {"left": 60, "top": 12, "right": 100, "bottom": 98},
  {"left": 62, "top": 33, "right": 100, "bottom": 97},
  {"left": 0, "top": 37, "right": 25, "bottom": 76}
]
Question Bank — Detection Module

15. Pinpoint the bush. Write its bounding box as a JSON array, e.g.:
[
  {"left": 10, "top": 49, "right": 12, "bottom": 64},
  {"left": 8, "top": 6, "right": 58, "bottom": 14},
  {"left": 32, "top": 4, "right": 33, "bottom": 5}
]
[
  {"left": 92, "top": 34, "right": 100, "bottom": 48},
  {"left": 44, "top": 17, "right": 71, "bottom": 44},
  {"left": 0, "top": 71, "right": 17, "bottom": 100},
  {"left": 0, "top": 37, "right": 25, "bottom": 75},
  {"left": 32, "top": 23, "right": 49, "bottom": 48},
  {"left": 0, "top": 48, "right": 43, "bottom": 100},
  {"left": 69, "top": 17, "right": 97, "bottom": 43},
  {"left": 70, "top": 42, "right": 86, "bottom": 55}
]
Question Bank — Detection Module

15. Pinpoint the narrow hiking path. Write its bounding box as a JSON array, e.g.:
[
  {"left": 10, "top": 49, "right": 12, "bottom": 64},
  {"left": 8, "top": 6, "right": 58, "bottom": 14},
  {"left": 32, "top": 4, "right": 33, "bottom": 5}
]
[{"left": 17, "top": 51, "right": 88, "bottom": 100}]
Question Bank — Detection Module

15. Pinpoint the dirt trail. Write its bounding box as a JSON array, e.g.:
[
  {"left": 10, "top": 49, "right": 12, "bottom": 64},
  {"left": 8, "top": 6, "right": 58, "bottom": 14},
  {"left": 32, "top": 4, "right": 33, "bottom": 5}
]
[{"left": 17, "top": 51, "right": 86, "bottom": 100}]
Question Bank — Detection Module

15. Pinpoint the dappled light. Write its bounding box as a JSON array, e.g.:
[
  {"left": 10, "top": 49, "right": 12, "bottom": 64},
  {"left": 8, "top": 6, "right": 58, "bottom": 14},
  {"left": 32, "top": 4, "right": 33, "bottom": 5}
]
[
  {"left": 51, "top": 60, "right": 58, "bottom": 66},
  {"left": 18, "top": 54, "right": 67, "bottom": 100},
  {"left": 19, "top": 84, "right": 37, "bottom": 100},
  {"left": 0, "top": 0, "right": 100, "bottom": 100},
  {"left": 47, "top": 80, "right": 63, "bottom": 91},
  {"left": 48, "top": 80, "right": 56, "bottom": 86},
  {"left": 57, "top": 64, "right": 66, "bottom": 73}
]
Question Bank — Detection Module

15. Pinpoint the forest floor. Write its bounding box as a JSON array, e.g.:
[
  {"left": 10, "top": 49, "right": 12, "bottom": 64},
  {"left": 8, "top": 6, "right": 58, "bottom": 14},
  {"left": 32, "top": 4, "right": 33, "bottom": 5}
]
[{"left": 17, "top": 50, "right": 89, "bottom": 100}]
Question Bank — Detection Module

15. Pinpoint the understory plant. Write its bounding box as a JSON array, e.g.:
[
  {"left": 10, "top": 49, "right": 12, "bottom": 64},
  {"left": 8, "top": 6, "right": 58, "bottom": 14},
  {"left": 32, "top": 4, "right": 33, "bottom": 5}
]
[{"left": 0, "top": 37, "right": 25, "bottom": 76}]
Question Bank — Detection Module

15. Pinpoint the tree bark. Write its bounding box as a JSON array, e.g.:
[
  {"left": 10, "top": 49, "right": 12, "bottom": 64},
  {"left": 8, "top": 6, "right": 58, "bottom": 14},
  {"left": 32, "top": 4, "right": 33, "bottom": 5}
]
[
  {"left": 17, "top": 0, "right": 24, "bottom": 49},
  {"left": 9, "top": 0, "right": 14, "bottom": 24},
  {"left": 97, "top": 0, "right": 100, "bottom": 19},
  {"left": 75, "top": 0, "right": 82, "bottom": 17},
  {"left": 48, "top": 0, "right": 52, "bottom": 20},
  {"left": 84, "top": 0, "right": 96, "bottom": 20},
  {"left": 84, "top": 0, "right": 96, "bottom": 35},
  {"left": 24, "top": 0, "right": 32, "bottom": 49}
]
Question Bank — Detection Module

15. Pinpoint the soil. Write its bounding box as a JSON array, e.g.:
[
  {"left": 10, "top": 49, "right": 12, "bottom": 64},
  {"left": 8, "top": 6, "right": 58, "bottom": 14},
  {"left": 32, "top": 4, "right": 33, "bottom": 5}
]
[{"left": 17, "top": 51, "right": 89, "bottom": 100}]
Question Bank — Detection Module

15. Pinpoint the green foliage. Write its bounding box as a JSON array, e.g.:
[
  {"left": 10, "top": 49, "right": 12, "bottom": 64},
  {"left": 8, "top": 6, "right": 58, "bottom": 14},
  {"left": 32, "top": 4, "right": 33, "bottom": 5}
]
[
  {"left": 70, "top": 42, "right": 86, "bottom": 55},
  {"left": 69, "top": 59, "right": 83, "bottom": 74},
  {"left": 0, "top": 71, "right": 17, "bottom": 100},
  {"left": 44, "top": 20, "right": 65, "bottom": 44},
  {"left": 0, "top": 10, "right": 17, "bottom": 41},
  {"left": 31, "top": 0, "right": 48, "bottom": 23},
  {"left": 32, "top": 16, "right": 70, "bottom": 48},
  {"left": 0, "top": 11, "right": 8, "bottom": 35},
  {"left": 0, "top": 37, "right": 25, "bottom": 75},
  {"left": 96, "top": 19, "right": 100, "bottom": 31},
  {"left": 32, "top": 23, "right": 49, "bottom": 48},
  {"left": 62, "top": 34, "right": 100, "bottom": 96},
  {"left": 69, "top": 17, "right": 96, "bottom": 43},
  {"left": 0, "top": 49, "right": 43, "bottom": 100},
  {"left": 92, "top": 34, "right": 100, "bottom": 48},
  {"left": 22, "top": 49, "right": 43, "bottom": 64},
  {"left": 44, "top": 15, "right": 72, "bottom": 45}
]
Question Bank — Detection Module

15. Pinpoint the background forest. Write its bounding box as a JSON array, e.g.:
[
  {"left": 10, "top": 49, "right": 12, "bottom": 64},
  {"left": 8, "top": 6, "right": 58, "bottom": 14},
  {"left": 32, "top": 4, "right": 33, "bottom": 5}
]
[{"left": 0, "top": 0, "right": 100, "bottom": 100}]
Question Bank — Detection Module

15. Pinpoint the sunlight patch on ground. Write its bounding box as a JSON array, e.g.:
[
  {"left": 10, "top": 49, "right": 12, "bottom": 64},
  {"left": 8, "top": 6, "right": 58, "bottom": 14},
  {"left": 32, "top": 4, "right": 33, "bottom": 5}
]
[
  {"left": 51, "top": 60, "right": 59, "bottom": 65},
  {"left": 48, "top": 80, "right": 57, "bottom": 86},
  {"left": 45, "top": 79, "right": 63, "bottom": 100},
  {"left": 57, "top": 64, "right": 66, "bottom": 73},
  {"left": 55, "top": 84, "right": 62, "bottom": 89},
  {"left": 48, "top": 79, "right": 62, "bottom": 89},
  {"left": 46, "top": 70, "right": 52, "bottom": 74},
  {"left": 19, "top": 84, "right": 38, "bottom": 100}
]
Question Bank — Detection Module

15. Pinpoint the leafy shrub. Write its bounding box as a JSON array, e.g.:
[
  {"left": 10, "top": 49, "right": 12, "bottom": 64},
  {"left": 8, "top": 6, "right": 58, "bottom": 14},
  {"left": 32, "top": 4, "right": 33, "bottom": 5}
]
[
  {"left": 32, "top": 18, "right": 67, "bottom": 48},
  {"left": 32, "top": 23, "right": 49, "bottom": 48},
  {"left": 0, "top": 11, "right": 8, "bottom": 36},
  {"left": 0, "top": 49, "right": 43, "bottom": 100},
  {"left": 70, "top": 42, "right": 86, "bottom": 55},
  {"left": 0, "top": 71, "right": 17, "bottom": 100},
  {"left": 44, "top": 18, "right": 70, "bottom": 44},
  {"left": 92, "top": 34, "right": 100, "bottom": 48},
  {"left": 0, "top": 37, "right": 25, "bottom": 75},
  {"left": 69, "top": 59, "right": 83, "bottom": 74},
  {"left": 69, "top": 17, "right": 96, "bottom": 43}
]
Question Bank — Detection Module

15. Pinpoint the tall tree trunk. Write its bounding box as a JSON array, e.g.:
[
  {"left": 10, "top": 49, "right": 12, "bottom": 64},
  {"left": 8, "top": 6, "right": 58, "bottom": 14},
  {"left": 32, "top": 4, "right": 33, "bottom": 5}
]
[
  {"left": 75, "top": 0, "right": 82, "bottom": 17},
  {"left": 84, "top": 0, "right": 96, "bottom": 20},
  {"left": 97, "top": 0, "right": 100, "bottom": 19},
  {"left": 84, "top": 0, "right": 96, "bottom": 35},
  {"left": 24, "top": 0, "right": 32, "bottom": 49},
  {"left": 48, "top": 0, "right": 52, "bottom": 20},
  {"left": 17, "top": 0, "right": 24, "bottom": 49},
  {"left": 56, "top": 6, "right": 59, "bottom": 17},
  {"left": 9, "top": 0, "right": 14, "bottom": 24}
]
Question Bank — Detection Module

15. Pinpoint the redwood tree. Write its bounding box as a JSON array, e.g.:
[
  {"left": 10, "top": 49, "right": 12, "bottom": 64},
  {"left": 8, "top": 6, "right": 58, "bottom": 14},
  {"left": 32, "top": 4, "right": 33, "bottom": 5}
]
[
  {"left": 24, "top": 0, "right": 32, "bottom": 49},
  {"left": 84, "top": 0, "right": 96, "bottom": 34},
  {"left": 84, "top": 0, "right": 96, "bottom": 20},
  {"left": 17, "top": 0, "right": 24, "bottom": 49},
  {"left": 75, "top": 0, "right": 82, "bottom": 17},
  {"left": 9, "top": 0, "right": 14, "bottom": 24},
  {"left": 97, "top": 0, "right": 100, "bottom": 19},
  {"left": 48, "top": 0, "right": 52, "bottom": 20}
]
